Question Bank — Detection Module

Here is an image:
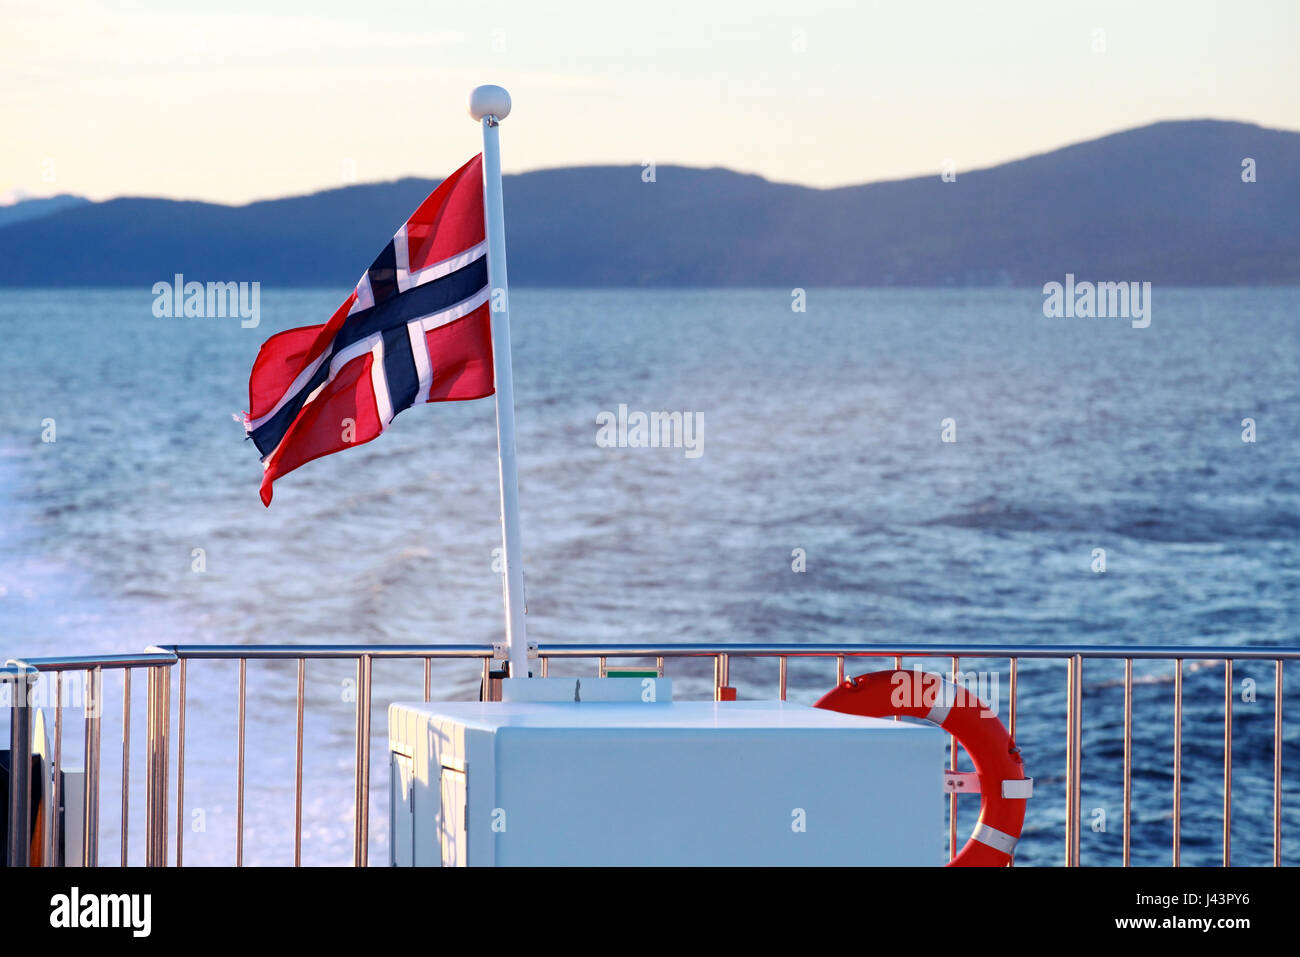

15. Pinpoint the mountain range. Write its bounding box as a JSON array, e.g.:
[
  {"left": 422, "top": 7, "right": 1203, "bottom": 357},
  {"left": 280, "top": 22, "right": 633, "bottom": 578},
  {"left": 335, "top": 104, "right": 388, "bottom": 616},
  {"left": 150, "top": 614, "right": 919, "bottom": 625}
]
[
  {"left": 1, "top": 120, "right": 1295, "bottom": 287},
  {"left": 0, "top": 193, "right": 90, "bottom": 231}
]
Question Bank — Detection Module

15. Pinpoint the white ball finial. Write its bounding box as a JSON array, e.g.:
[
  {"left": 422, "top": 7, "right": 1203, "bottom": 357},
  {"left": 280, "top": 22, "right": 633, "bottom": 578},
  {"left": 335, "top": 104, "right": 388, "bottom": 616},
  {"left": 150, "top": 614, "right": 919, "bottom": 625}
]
[{"left": 468, "top": 85, "right": 512, "bottom": 122}]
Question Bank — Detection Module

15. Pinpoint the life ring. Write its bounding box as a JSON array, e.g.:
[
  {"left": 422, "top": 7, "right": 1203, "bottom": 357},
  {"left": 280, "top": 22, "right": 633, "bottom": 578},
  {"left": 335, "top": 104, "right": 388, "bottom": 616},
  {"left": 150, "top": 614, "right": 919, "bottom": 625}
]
[{"left": 814, "top": 668, "right": 1032, "bottom": 866}]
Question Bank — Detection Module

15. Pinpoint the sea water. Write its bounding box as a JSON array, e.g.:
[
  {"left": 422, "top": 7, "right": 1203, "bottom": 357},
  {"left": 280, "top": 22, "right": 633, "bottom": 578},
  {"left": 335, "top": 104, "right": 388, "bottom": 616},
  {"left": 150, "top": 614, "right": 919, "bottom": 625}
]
[{"left": 1, "top": 287, "right": 1297, "bottom": 866}]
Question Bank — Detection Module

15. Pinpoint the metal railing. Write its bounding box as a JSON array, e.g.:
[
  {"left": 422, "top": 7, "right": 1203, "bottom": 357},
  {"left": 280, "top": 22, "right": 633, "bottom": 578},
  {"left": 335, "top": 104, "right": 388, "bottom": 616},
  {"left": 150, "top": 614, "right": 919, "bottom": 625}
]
[{"left": 3, "top": 641, "right": 1294, "bottom": 867}]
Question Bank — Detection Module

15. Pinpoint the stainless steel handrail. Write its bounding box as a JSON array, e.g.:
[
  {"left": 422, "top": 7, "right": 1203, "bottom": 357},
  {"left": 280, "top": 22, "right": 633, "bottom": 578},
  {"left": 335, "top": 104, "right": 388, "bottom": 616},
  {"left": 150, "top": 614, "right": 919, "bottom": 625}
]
[
  {"left": 529, "top": 642, "right": 1300, "bottom": 660},
  {"left": 6, "top": 652, "right": 178, "bottom": 671},
  {"left": 4, "top": 641, "right": 1296, "bottom": 868},
  {"left": 152, "top": 645, "right": 492, "bottom": 660}
]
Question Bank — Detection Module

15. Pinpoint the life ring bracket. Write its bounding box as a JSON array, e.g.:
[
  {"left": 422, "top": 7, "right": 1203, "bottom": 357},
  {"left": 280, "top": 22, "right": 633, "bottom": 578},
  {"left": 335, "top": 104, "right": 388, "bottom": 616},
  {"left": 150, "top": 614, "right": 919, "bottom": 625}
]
[{"left": 943, "top": 769, "right": 1035, "bottom": 799}]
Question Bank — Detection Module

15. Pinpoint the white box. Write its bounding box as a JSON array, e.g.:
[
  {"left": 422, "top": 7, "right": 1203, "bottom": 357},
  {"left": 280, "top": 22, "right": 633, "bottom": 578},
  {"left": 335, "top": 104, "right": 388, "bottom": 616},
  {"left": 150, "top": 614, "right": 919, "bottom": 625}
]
[{"left": 388, "top": 695, "right": 945, "bottom": 866}]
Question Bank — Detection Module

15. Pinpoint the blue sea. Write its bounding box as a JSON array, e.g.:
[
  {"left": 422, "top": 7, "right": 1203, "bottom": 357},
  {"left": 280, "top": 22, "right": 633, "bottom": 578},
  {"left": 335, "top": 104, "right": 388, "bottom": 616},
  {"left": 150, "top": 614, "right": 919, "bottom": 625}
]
[{"left": 1, "top": 287, "right": 1297, "bottom": 866}]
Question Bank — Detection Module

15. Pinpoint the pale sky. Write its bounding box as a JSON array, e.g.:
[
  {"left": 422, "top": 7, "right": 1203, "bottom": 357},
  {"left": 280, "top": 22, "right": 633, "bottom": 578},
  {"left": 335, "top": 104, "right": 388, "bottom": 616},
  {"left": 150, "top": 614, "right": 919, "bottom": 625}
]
[{"left": 2, "top": 0, "right": 1297, "bottom": 204}]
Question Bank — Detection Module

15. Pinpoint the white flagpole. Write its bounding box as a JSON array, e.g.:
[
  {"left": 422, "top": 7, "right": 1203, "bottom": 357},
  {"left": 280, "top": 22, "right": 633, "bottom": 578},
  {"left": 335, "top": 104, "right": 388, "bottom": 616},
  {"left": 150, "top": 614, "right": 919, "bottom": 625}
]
[{"left": 469, "top": 85, "right": 530, "bottom": 680}]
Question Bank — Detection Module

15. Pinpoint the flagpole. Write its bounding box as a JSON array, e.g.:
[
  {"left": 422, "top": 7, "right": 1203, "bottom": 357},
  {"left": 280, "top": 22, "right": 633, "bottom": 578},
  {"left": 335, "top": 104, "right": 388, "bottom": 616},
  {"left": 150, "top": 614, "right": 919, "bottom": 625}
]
[{"left": 470, "top": 85, "right": 530, "bottom": 680}]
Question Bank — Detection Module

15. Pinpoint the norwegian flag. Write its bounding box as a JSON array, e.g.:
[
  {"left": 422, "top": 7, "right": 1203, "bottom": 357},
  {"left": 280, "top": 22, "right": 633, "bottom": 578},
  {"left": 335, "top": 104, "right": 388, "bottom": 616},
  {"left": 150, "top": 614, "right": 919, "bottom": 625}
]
[{"left": 245, "top": 154, "right": 494, "bottom": 505}]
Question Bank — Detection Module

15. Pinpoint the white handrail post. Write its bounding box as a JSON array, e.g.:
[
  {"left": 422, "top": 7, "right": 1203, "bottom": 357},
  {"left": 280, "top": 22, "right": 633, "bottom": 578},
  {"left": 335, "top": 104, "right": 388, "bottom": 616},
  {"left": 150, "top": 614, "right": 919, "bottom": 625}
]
[{"left": 469, "top": 85, "right": 530, "bottom": 680}]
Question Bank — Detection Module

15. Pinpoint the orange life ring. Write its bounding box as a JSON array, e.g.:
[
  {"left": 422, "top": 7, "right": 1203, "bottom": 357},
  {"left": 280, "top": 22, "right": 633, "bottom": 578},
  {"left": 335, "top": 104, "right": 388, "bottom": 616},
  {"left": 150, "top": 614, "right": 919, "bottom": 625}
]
[{"left": 814, "top": 668, "right": 1032, "bottom": 866}]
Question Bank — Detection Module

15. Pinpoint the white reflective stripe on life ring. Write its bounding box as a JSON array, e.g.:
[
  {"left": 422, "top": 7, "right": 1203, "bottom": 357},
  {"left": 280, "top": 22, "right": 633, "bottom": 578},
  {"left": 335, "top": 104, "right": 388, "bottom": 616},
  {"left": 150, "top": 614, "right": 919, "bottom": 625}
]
[
  {"left": 923, "top": 676, "right": 961, "bottom": 725},
  {"left": 971, "top": 822, "right": 1019, "bottom": 855}
]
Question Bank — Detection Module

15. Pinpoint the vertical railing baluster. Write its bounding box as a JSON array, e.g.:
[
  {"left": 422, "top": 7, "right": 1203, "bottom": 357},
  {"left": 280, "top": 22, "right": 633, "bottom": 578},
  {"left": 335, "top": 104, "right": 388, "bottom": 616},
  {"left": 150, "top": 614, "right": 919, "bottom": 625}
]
[
  {"left": 83, "top": 666, "right": 102, "bottom": 867},
  {"left": 950, "top": 655, "right": 959, "bottom": 863},
  {"left": 353, "top": 655, "right": 373, "bottom": 866},
  {"left": 1223, "top": 659, "right": 1232, "bottom": 867},
  {"left": 52, "top": 671, "right": 63, "bottom": 866},
  {"left": 1070, "top": 654, "right": 1082, "bottom": 867},
  {"left": 1065, "top": 655, "right": 1087, "bottom": 867},
  {"left": 295, "top": 657, "right": 305, "bottom": 867},
  {"left": 352, "top": 656, "right": 362, "bottom": 863},
  {"left": 5, "top": 665, "right": 35, "bottom": 867},
  {"left": 1007, "top": 656, "right": 1017, "bottom": 866},
  {"left": 835, "top": 655, "right": 845, "bottom": 686},
  {"left": 143, "top": 667, "right": 155, "bottom": 865},
  {"left": 360, "top": 654, "right": 372, "bottom": 867},
  {"left": 175, "top": 659, "right": 186, "bottom": 868},
  {"left": 121, "top": 669, "right": 131, "bottom": 866},
  {"left": 540, "top": 656, "right": 549, "bottom": 678},
  {"left": 1123, "top": 657, "right": 1132, "bottom": 867},
  {"left": 1008, "top": 658, "right": 1017, "bottom": 740},
  {"left": 1275, "top": 659, "right": 1283, "bottom": 868},
  {"left": 1064, "top": 656, "right": 1073, "bottom": 866},
  {"left": 236, "top": 658, "right": 246, "bottom": 867},
  {"left": 423, "top": 657, "right": 431, "bottom": 702},
  {"left": 1173, "top": 658, "right": 1182, "bottom": 867},
  {"left": 158, "top": 664, "right": 171, "bottom": 866},
  {"left": 778, "top": 656, "right": 787, "bottom": 701}
]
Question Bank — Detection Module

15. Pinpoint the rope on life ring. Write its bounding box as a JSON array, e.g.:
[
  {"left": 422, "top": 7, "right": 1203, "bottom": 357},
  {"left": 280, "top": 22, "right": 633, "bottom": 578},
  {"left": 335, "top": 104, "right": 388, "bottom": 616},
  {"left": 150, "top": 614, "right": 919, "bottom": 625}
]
[{"left": 814, "top": 669, "right": 1033, "bottom": 866}]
